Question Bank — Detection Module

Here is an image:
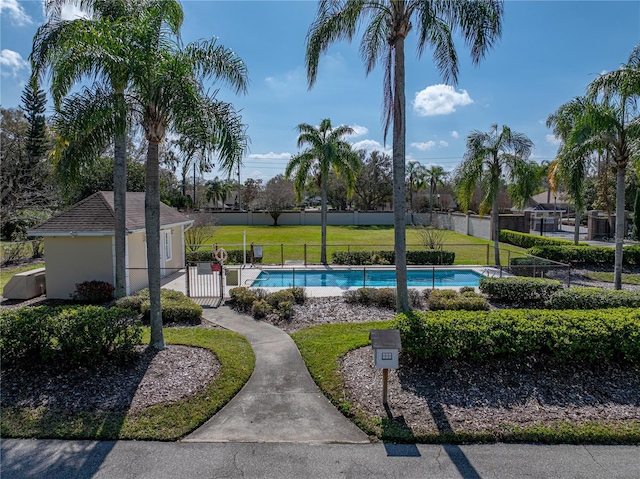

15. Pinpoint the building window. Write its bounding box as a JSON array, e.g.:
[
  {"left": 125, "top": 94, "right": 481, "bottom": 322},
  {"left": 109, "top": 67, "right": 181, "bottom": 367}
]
[
  {"left": 164, "top": 230, "right": 172, "bottom": 262},
  {"left": 381, "top": 352, "right": 393, "bottom": 361}
]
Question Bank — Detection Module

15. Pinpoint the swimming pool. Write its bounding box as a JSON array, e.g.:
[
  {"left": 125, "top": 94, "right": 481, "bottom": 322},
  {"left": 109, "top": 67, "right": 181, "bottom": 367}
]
[{"left": 252, "top": 268, "right": 484, "bottom": 288}]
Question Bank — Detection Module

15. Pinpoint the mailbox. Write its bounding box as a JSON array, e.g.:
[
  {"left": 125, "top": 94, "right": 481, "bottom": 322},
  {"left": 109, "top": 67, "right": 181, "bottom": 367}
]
[{"left": 369, "top": 329, "right": 401, "bottom": 370}]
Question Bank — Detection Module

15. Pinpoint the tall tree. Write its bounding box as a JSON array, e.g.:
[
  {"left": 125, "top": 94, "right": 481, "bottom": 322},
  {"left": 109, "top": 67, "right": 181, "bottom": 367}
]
[
  {"left": 546, "top": 97, "right": 593, "bottom": 245},
  {"left": 253, "top": 174, "right": 296, "bottom": 226},
  {"left": 454, "top": 124, "right": 537, "bottom": 266},
  {"left": 31, "top": 0, "right": 179, "bottom": 299},
  {"left": 585, "top": 43, "right": 640, "bottom": 289},
  {"left": 286, "top": 119, "right": 360, "bottom": 263},
  {"left": 205, "top": 177, "right": 233, "bottom": 210},
  {"left": 21, "top": 75, "right": 49, "bottom": 168},
  {"left": 305, "top": 0, "right": 504, "bottom": 311},
  {"left": 406, "top": 160, "right": 428, "bottom": 220},
  {"left": 51, "top": 1, "right": 248, "bottom": 349},
  {"left": 425, "top": 164, "right": 448, "bottom": 223},
  {"left": 353, "top": 150, "right": 393, "bottom": 211}
]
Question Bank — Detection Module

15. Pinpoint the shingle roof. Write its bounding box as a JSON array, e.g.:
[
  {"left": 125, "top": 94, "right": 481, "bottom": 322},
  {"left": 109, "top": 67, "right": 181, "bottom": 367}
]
[{"left": 28, "top": 191, "right": 193, "bottom": 236}]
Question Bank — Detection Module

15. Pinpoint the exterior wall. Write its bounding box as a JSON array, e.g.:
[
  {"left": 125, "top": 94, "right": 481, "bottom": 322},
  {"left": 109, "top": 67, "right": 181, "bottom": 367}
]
[
  {"left": 44, "top": 236, "right": 113, "bottom": 299},
  {"left": 202, "top": 210, "right": 398, "bottom": 226},
  {"left": 162, "top": 225, "right": 184, "bottom": 270},
  {"left": 127, "top": 231, "right": 148, "bottom": 294}
]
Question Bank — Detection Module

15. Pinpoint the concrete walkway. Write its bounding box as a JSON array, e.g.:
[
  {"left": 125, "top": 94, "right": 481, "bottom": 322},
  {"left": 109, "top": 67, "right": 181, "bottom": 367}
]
[{"left": 183, "top": 306, "right": 368, "bottom": 444}]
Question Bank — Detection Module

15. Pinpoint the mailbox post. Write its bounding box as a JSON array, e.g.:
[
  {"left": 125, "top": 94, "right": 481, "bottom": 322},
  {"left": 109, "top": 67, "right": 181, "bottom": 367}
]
[{"left": 369, "top": 329, "right": 401, "bottom": 405}]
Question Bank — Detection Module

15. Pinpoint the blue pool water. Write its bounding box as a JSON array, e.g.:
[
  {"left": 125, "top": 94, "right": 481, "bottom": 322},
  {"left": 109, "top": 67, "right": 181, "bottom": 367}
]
[{"left": 253, "top": 269, "right": 484, "bottom": 288}]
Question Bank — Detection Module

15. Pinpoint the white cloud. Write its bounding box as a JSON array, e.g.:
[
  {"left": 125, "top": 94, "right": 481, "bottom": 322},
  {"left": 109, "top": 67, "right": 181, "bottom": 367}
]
[
  {"left": 346, "top": 124, "right": 368, "bottom": 137},
  {"left": 59, "top": 3, "right": 91, "bottom": 20},
  {"left": 265, "top": 68, "right": 304, "bottom": 91},
  {"left": 413, "top": 84, "right": 473, "bottom": 116},
  {"left": 545, "top": 134, "right": 562, "bottom": 146},
  {"left": 411, "top": 141, "right": 436, "bottom": 151},
  {"left": 0, "top": 49, "right": 29, "bottom": 77},
  {"left": 351, "top": 139, "right": 392, "bottom": 156},
  {"left": 1, "top": 0, "right": 33, "bottom": 26},
  {"left": 450, "top": 130, "right": 459, "bottom": 139},
  {"left": 247, "top": 152, "right": 291, "bottom": 160},
  {"left": 600, "top": 69, "right": 608, "bottom": 75},
  {"left": 439, "top": 140, "right": 448, "bottom": 148}
]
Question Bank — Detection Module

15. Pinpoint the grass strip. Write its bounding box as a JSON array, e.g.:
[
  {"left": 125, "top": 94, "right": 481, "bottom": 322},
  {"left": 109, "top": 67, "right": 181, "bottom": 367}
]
[
  {"left": 291, "top": 321, "right": 640, "bottom": 444},
  {"left": 0, "top": 327, "right": 254, "bottom": 441}
]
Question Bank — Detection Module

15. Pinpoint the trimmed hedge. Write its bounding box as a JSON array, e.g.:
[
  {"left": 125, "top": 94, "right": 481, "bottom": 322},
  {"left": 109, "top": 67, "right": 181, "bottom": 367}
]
[
  {"left": 186, "top": 249, "right": 257, "bottom": 265},
  {"left": 394, "top": 308, "right": 640, "bottom": 363},
  {"left": 332, "top": 249, "right": 455, "bottom": 265},
  {"left": 479, "top": 277, "right": 563, "bottom": 305},
  {"left": 228, "top": 287, "right": 304, "bottom": 320},
  {"left": 115, "top": 288, "right": 203, "bottom": 324},
  {"left": 545, "top": 287, "right": 640, "bottom": 310},
  {"left": 427, "top": 289, "right": 489, "bottom": 311},
  {"left": 499, "top": 229, "right": 585, "bottom": 248},
  {"left": 528, "top": 245, "right": 640, "bottom": 266},
  {"left": 0, "top": 305, "right": 142, "bottom": 368},
  {"left": 342, "top": 287, "right": 424, "bottom": 310}
]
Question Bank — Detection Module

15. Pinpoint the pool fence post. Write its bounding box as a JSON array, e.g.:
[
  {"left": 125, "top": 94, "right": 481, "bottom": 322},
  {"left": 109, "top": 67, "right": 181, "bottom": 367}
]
[
  {"left": 304, "top": 244, "right": 307, "bottom": 265},
  {"left": 292, "top": 268, "right": 295, "bottom": 288},
  {"left": 347, "top": 245, "right": 350, "bottom": 265},
  {"left": 432, "top": 266, "right": 435, "bottom": 290},
  {"left": 363, "top": 266, "right": 366, "bottom": 289},
  {"left": 281, "top": 244, "right": 284, "bottom": 265},
  {"left": 486, "top": 244, "right": 490, "bottom": 265}
]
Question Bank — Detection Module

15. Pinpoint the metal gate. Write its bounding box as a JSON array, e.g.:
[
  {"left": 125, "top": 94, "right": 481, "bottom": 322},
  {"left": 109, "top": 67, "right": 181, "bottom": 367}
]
[{"left": 186, "top": 262, "right": 224, "bottom": 304}]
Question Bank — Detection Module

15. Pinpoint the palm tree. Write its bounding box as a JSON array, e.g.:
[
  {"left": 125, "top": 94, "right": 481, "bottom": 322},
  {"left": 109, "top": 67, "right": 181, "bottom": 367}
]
[
  {"left": 53, "top": 1, "right": 248, "bottom": 349},
  {"left": 585, "top": 44, "right": 640, "bottom": 289},
  {"left": 305, "top": 0, "right": 504, "bottom": 311},
  {"left": 406, "top": 160, "right": 427, "bottom": 220},
  {"left": 546, "top": 96, "right": 593, "bottom": 246},
  {"left": 425, "top": 164, "right": 448, "bottom": 224},
  {"left": 286, "top": 119, "right": 360, "bottom": 264},
  {"left": 31, "top": 0, "right": 171, "bottom": 299},
  {"left": 205, "top": 177, "right": 233, "bottom": 210},
  {"left": 454, "top": 124, "right": 537, "bottom": 266}
]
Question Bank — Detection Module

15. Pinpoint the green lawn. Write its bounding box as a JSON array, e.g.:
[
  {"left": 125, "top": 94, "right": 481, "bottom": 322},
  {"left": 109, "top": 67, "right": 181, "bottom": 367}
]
[
  {"left": 291, "top": 321, "right": 640, "bottom": 444},
  {"left": 585, "top": 272, "right": 640, "bottom": 285},
  {"left": 0, "top": 263, "right": 44, "bottom": 292},
  {"left": 201, "top": 226, "right": 525, "bottom": 265},
  {"left": 1, "top": 327, "right": 254, "bottom": 441}
]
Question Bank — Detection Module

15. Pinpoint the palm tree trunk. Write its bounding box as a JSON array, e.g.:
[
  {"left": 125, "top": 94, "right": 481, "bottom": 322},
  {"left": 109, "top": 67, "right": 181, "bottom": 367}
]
[
  {"left": 146, "top": 138, "right": 165, "bottom": 350},
  {"left": 429, "top": 180, "right": 434, "bottom": 225},
  {"left": 573, "top": 209, "right": 580, "bottom": 246},
  {"left": 493, "top": 196, "right": 501, "bottom": 266},
  {"left": 113, "top": 88, "right": 127, "bottom": 299},
  {"left": 614, "top": 163, "right": 625, "bottom": 290},
  {"left": 320, "top": 172, "right": 328, "bottom": 264},
  {"left": 393, "top": 38, "right": 409, "bottom": 312},
  {"left": 114, "top": 131, "right": 127, "bottom": 299}
]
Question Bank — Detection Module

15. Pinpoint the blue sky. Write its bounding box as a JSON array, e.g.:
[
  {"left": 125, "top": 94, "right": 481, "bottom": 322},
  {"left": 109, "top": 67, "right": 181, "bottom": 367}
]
[{"left": 1, "top": 1, "right": 639, "bottom": 184}]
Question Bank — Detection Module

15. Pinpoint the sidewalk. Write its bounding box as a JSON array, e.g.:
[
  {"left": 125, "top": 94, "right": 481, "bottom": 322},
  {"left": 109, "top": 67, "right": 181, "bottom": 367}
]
[{"left": 183, "top": 306, "right": 368, "bottom": 443}]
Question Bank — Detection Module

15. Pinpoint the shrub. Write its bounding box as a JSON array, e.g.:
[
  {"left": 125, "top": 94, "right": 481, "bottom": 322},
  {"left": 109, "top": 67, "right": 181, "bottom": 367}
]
[
  {"left": 408, "top": 288, "right": 424, "bottom": 309},
  {"left": 459, "top": 286, "right": 476, "bottom": 294},
  {"left": 528, "top": 245, "right": 640, "bottom": 266},
  {"left": 427, "top": 289, "right": 489, "bottom": 311},
  {"left": 288, "top": 287, "right": 306, "bottom": 305},
  {"left": 344, "top": 288, "right": 378, "bottom": 306},
  {"left": 251, "top": 299, "right": 270, "bottom": 318},
  {"left": 331, "top": 249, "right": 454, "bottom": 265},
  {"left": 374, "top": 288, "right": 397, "bottom": 309},
  {"left": 72, "top": 280, "right": 115, "bottom": 303},
  {"left": 185, "top": 249, "right": 253, "bottom": 265},
  {"left": 479, "top": 277, "right": 563, "bottom": 305},
  {"left": 266, "top": 290, "right": 295, "bottom": 311},
  {"left": 0, "top": 306, "right": 56, "bottom": 365},
  {"left": 277, "top": 301, "right": 294, "bottom": 320},
  {"left": 499, "top": 229, "right": 584, "bottom": 248},
  {"left": 137, "top": 289, "right": 203, "bottom": 324},
  {"left": 394, "top": 308, "right": 640, "bottom": 364},
  {"left": 0, "top": 305, "right": 141, "bottom": 368},
  {"left": 545, "top": 287, "right": 640, "bottom": 310},
  {"left": 229, "top": 287, "right": 258, "bottom": 313},
  {"left": 55, "top": 306, "right": 142, "bottom": 366}
]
